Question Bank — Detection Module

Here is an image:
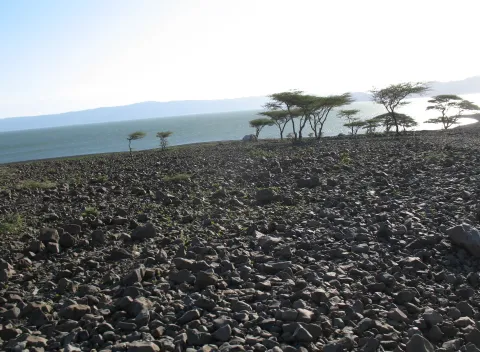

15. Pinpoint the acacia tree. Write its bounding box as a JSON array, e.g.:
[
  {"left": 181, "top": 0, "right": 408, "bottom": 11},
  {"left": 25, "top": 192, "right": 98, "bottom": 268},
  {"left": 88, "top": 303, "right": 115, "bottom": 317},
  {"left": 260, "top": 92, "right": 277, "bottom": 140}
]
[
  {"left": 370, "top": 113, "right": 398, "bottom": 133},
  {"left": 249, "top": 118, "right": 274, "bottom": 138},
  {"left": 426, "top": 95, "right": 480, "bottom": 129},
  {"left": 397, "top": 114, "right": 418, "bottom": 131},
  {"left": 363, "top": 118, "right": 381, "bottom": 134},
  {"left": 156, "top": 131, "right": 173, "bottom": 150},
  {"left": 258, "top": 110, "right": 289, "bottom": 139},
  {"left": 294, "top": 95, "right": 320, "bottom": 141},
  {"left": 338, "top": 109, "right": 360, "bottom": 135},
  {"left": 371, "top": 82, "right": 429, "bottom": 134},
  {"left": 265, "top": 90, "right": 304, "bottom": 141},
  {"left": 344, "top": 120, "right": 367, "bottom": 135},
  {"left": 127, "top": 131, "right": 146, "bottom": 153},
  {"left": 309, "top": 93, "right": 353, "bottom": 139}
]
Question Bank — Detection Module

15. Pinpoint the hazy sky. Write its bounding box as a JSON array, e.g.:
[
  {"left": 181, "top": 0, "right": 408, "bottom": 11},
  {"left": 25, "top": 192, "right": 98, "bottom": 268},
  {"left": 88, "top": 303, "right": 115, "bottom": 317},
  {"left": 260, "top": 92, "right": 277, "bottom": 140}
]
[{"left": 0, "top": 0, "right": 478, "bottom": 118}]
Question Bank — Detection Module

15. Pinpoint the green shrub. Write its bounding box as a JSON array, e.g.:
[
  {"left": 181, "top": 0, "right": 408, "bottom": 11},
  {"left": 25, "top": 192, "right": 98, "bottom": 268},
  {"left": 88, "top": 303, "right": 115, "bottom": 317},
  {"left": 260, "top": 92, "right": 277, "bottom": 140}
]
[
  {"left": 0, "top": 214, "right": 25, "bottom": 235},
  {"left": 82, "top": 206, "right": 99, "bottom": 217}
]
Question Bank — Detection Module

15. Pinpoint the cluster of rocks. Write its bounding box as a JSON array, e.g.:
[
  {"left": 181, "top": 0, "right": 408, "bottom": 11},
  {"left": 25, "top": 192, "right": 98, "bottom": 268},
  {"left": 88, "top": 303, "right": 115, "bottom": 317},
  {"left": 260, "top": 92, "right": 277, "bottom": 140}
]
[{"left": 1, "top": 128, "right": 480, "bottom": 351}]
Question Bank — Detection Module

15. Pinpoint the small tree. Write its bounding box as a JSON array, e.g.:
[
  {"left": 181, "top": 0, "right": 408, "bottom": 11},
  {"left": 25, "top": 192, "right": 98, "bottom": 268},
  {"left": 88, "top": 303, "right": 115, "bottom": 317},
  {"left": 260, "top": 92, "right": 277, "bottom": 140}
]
[
  {"left": 338, "top": 109, "right": 360, "bottom": 135},
  {"left": 426, "top": 95, "right": 480, "bottom": 129},
  {"left": 266, "top": 90, "right": 304, "bottom": 141},
  {"left": 363, "top": 118, "right": 381, "bottom": 134},
  {"left": 258, "top": 110, "right": 289, "bottom": 139},
  {"left": 156, "top": 131, "right": 173, "bottom": 150},
  {"left": 249, "top": 118, "right": 274, "bottom": 138},
  {"left": 371, "top": 82, "right": 429, "bottom": 134},
  {"left": 344, "top": 120, "right": 367, "bottom": 135},
  {"left": 309, "top": 94, "right": 353, "bottom": 139},
  {"left": 397, "top": 114, "right": 418, "bottom": 131},
  {"left": 127, "top": 131, "right": 146, "bottom": 153},
  {"left": 370, "top": 113, "right": 396, "bottom": 133}
]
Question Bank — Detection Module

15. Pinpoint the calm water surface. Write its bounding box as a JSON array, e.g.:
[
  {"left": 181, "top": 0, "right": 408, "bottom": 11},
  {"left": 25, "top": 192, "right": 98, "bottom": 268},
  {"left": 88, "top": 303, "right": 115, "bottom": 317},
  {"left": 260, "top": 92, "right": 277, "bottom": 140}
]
[{"left": 1, "top": 94, "right": 478, "bottom": 163}]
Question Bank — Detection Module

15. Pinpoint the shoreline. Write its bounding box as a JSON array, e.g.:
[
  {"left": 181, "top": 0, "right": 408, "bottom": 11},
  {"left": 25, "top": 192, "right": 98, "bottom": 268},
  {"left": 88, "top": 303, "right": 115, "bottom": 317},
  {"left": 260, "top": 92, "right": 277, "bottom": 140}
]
[
  {"left": 2, "top": 116, "right": 480, "bottom": 166},
  {"left": 455, "top": 113, "right": 480, "bottom": 129}
]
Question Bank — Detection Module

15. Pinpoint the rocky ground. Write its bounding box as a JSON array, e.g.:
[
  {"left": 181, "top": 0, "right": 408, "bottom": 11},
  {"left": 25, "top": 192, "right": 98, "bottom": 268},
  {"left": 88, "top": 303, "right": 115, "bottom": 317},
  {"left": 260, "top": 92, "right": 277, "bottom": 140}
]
[{"left": 1, "top": 128, "right": 480, "bottom": 352}]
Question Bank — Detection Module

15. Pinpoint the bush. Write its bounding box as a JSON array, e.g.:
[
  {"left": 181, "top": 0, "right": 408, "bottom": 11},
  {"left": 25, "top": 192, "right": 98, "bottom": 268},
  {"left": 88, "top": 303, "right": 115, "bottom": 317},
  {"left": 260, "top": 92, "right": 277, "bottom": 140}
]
[{"left": 0, "top": 213, "right": 25, "bottom": 234}]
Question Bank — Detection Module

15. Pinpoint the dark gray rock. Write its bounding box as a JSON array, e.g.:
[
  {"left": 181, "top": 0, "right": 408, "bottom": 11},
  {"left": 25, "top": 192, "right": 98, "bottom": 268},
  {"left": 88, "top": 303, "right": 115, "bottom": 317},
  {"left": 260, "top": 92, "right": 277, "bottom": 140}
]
[
  {"left": 59, "top": 304, "right": 91, "bottom": 320},
  {"left": 213, "top": 324, "right": 232, "bottom": 342},
  {"left": 59, "top": 232, "right": 76, "bottom": 248},
  {"left": 131, "top": 222, "right": 157, "bottom": 240},
  {"left": 406, "top": 334, "right": 434, "bottom": 352},
  {"left": 447, "top": 224, "right": 480, "bottom": 257},
  {"left": 39, "top": 228, "right": 59, "bottom": 243}
]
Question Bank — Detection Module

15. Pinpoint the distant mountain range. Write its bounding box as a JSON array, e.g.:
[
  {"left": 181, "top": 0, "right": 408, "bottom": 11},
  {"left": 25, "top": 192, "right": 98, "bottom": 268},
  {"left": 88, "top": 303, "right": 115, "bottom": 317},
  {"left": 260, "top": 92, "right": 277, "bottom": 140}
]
[{"left": 1, "top": 76, "right": 479, "bottom": 132}]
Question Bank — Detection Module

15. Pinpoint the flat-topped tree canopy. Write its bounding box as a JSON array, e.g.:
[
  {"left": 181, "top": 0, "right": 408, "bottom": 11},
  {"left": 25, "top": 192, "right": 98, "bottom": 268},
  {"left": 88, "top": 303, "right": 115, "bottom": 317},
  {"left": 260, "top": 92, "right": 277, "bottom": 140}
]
[
  {"left": 126, "top": 131, "right": 146, "bottom": 153},
  {"left": 127, "top": 131, "right": 146, "bottom": 141},
  {"left": 370, "top": 112, "right": 417, "bottom": 132},
  {"left": 371, "top": 82, "right": 429, "bottom": 134},
  {"left": 249, "top": 118, "right": 274, "bottom": 138},
  {"left": 156, "top": 131, "right": 173, "bottom": 138},
  {"left": 338, "top": 109, "right": 360, "bottom": 119},
  {"left": 258, "top": 109, "right": 290, "bottom": 121},
  {"left": 426, "top": 95, "right": 480, "bottom": 129},
  {"left": 267, "top": 90, "right": 304, "bottom": 109}
]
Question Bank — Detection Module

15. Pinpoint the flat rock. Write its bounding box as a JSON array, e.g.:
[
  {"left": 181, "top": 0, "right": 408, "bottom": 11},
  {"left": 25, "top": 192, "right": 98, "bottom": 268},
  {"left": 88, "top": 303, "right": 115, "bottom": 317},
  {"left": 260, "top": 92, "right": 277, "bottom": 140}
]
[
  {"left": 127, "top": 341, "right": 160, "bottom": 352},
  {"left": 406, "top": 334, "right": 434, "bottom": 352},
  {"left": 59, "top": 304, "right": 91, "bottom": 320}
]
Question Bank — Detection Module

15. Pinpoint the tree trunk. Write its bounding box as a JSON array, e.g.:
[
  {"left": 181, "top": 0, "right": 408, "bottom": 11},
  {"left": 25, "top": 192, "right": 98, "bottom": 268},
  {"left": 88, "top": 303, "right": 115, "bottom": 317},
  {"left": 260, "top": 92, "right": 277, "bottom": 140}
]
[
  {"left": 291, "top": 119, "right": 297, "bottom": 140},
  {"left": 391, "top": 112, "right": 400, "bottom": 135},
  {"left": 128, "top": 140, "right": 132, "bottom": 153}
]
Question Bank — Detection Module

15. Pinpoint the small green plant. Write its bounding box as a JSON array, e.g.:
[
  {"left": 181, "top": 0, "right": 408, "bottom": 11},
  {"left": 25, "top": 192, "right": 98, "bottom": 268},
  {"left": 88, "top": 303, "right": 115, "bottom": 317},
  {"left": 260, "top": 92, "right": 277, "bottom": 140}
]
[
  {"left": 163, "top": 173, "right": 191, "bottom": 182},
  {"left": 82, "top": 206, "right": 99, "bottom": 217},
  {"left": 17, "top": 180, "right": 56, "bottom": 190},
  {"left": 0, "top": 213, "right": 25, "bottom": 234},
  {"left": 339, "top": 151, "right": 351, "bottom": 165},
  {"left": 180, "top": 232, "right": 191, "bottom": 247}
]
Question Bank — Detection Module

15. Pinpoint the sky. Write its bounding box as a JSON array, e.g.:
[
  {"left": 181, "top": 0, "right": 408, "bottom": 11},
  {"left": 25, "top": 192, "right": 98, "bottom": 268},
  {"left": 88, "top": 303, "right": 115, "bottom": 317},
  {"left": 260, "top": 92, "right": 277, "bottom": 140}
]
[{"left": 0, "top": 0, "right": 478, "bottom": 118}]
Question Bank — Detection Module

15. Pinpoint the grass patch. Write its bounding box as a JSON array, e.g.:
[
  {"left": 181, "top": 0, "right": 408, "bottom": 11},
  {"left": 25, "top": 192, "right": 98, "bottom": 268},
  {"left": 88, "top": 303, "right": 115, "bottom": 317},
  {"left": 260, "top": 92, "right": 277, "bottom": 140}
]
[
  {"left": 247, "top": 148, "right": 276, "bottom": 159},
  {"left": 0, "top": 167, "right": 15, "bottom": 188},
  {"left": 92, "top": 174, "right": 108, "bottom": 183},
  {"left": 0, "top": 213, "right": 25, "bottom": 235},
  {"left": 163, "top": 173, "right": 191, "bottom": 182},
  {"left": 17, "top": 180, "right": 56, "bottom": 190}
]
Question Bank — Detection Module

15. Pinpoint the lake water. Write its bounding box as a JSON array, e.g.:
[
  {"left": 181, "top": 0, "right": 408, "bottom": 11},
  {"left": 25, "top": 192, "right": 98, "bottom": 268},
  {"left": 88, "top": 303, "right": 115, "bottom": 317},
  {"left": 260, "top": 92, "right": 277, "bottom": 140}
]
[{"left": 1, "top": 94, "right": 479, "bottom": 164}]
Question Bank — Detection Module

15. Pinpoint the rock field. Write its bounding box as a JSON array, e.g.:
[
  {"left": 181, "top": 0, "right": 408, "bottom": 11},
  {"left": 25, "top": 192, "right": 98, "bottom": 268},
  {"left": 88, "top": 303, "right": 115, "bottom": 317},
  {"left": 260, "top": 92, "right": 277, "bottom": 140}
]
[{"left": 1, "top": 128, "right": 480, "bottom": 352}]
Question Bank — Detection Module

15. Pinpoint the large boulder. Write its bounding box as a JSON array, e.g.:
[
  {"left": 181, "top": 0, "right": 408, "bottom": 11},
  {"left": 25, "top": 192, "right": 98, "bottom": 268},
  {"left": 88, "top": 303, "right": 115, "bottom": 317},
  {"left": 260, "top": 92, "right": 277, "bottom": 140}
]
[
  {"left": 447, "top": 224, "right": 480, "bottom": 257},
  {"left": 242, "top": 134, "right": 257, "bottom": 142},
  {"left": 131, "top": 222, "right": 157, "bottom": 241}
]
